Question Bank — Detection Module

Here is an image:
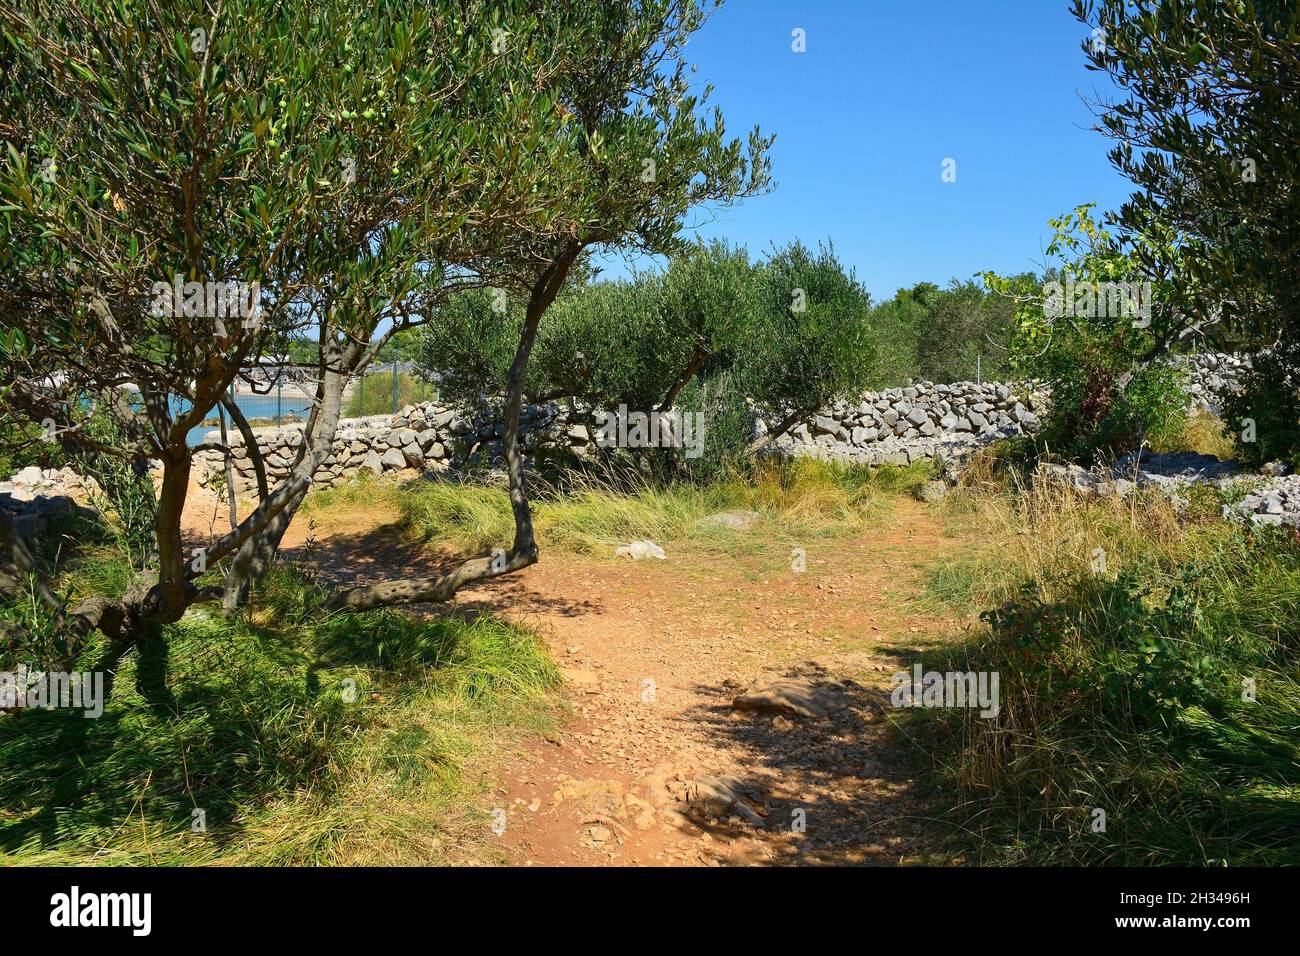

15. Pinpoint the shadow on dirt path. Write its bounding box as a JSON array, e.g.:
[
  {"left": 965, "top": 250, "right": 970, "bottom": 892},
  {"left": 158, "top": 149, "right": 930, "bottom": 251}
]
[{"left": 244, "top": 483, "right": 970, "bottom": 865}]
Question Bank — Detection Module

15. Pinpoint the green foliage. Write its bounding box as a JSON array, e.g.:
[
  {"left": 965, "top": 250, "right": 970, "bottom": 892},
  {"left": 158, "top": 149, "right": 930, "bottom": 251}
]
[
  {"left": 879, "top": 278, "right": 1020, "bottom": 384},
  {"left": 918, "top": 484, "right": 1300, "bottom": 865},
  {"left": 421, "top": 241, "right": 750, "bottom": 413},
  {"left": 67, "top": 400, "right": 158, "bottom": 572},
  {"left": 986, "top": 205, "right": 1186, "bottom": 463},
  {"left": 863, "top": 295, "right": 923, "bottom": 385},
  {"left": 742, "top": 240, "right": 878, "bottom": 431},
  {"left": 0, "top": 0, "right": 771, "bottom": 632},
  {"left": 982, "top": 571, "right": 1227, "bottom": 728},
  {"left": 1074, "top": 0, "right": 1300, "bottom": 462},
  {"left": 419, "top": 239, "right": 880, "bottom": 478},
  {"left": 0, "top": 419, "right": 63, "bottom": 479},
  {"left": 343, "top": 371, "right": 436, "bottom": 418},
  {"left": 1, "top": 0, "right": 561, "bottom": 378},
  {"left": 1221, "top": 339, "right": 1300, "bottom": 470},
  {"left": 0, "top": 561, "right": 559, "bottom": 864}
]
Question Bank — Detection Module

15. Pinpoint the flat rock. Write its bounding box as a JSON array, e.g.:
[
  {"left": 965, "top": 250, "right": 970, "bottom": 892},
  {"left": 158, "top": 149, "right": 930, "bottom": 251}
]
[
  {"left": 731, "top": 676, "right": 851, "bottom": 719},
  {"left": 614, "top": 540, "right": 666, "bottom": 560},
  {"left": 679, "top": 775, "right": 765, "bottom": 827},
  {"left": 916, "top": 479, "right": 949, "bottom": 503}
]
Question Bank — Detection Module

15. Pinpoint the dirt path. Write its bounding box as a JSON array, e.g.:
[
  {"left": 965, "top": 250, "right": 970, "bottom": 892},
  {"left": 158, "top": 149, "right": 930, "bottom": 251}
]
[
  {"left": 182, "top": 482, "right": 969, "bottom": 865},
  {"left": 223, "top": 486, "right": 967, "bottom": 868},
  {"left": 482, "top": 504, "right": 967, "bottom": 866}
]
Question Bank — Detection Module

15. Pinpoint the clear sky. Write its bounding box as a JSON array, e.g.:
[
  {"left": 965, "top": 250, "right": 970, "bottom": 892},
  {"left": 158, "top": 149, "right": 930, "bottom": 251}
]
[{"left": 597, "top": 0, "right": 1136, "bottom": 301}]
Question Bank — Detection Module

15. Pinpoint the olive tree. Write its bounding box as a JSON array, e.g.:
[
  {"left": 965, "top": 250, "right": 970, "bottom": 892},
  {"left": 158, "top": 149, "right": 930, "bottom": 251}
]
[
  {"left": 419, "top": 238, "right": 882, "bottom": 469},
  {"left": 420, "top": 239, "right": 755, "bottom": 413},
  {"left": 0, "top": 0, "right": 770, "bottom": 663},
  {"left": 1073, "top": 0, "right": 1300, "bottom": 462}
]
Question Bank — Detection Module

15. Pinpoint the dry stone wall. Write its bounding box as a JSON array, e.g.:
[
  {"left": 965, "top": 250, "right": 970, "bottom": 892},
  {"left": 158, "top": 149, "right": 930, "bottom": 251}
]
[
  {"left": 4, "top": 353, "right": 1253, "bottom": 511},
  {"left": 0, "top": 466, "right": 99, "bottom": 539},
  {"left": 770, "top": 380, "right": 1043, "bottom": 473},
  {"left": 1169, "top": 352, "right": 1250, "bottom": 411},
  {"left": 193, "top": 399, "right": 583, "bottom": 493},
  {"left": 195, "top": 378, "right": 1048, "bottom": 494},
  {"left": 193, "top": 351, "right": 1249, "bottom": 494}
]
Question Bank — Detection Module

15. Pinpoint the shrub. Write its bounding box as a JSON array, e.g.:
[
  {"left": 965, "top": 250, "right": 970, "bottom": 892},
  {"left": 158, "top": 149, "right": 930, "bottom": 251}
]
[
  {"left": 343, "top": 372, "right": 438, "bottom": 418},
  {"left": 1221, "top": 340, "right": 1300, "bottom": 470},
  {"left": 987, "top": 207, "right": 1190, "bottom": 464},
  {"left": 418, "top": 239, "right": 883, "bottom": 480},
  {"left": 916, "top": 481, "right": 1300, "bottom": 865}
]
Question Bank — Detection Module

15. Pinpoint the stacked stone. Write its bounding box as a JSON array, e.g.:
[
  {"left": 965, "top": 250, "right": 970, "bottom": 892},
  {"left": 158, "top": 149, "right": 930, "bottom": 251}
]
[
  {"left": 193, "top": 360, "right": 1263, "bottom": 492},
  {"left": 455, "top": 402, "right": 580, "bottom": 469},
  {"left": 1033, "top": 449, "right": 1300, "bottom": 529},
  {"left": 1230, "top": 474, "right": 1300, "bottom": 528},
  {"left": 773, "top": 380, "right": 1041, "bottom": 465},
  {"left": 0, "top": 466, "right": 100, "bottom": 539},
  {"left": 195, "top": 400, "right": 583, "bottom": 493},
  {"left": 1167, "top": 352, "right": 1251, "bottom": 411},
  {"left": 1037, "top": 451, "right": 1244, "bottom": 499}
]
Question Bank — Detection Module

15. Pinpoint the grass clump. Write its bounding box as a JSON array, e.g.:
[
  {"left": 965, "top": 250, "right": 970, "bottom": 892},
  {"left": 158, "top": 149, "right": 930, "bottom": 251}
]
[
  {"left": 0, "top": 560, "right": 560, "bottom": 866},
  {"left": 912, "top": 478, "right": 1300, "bottom": 865},
  {"left": 1148, "top": 407, "right": 1237, "bottom": 460},
  {"left": 389, "top": 456, "right": 935, "bottom": 557}
]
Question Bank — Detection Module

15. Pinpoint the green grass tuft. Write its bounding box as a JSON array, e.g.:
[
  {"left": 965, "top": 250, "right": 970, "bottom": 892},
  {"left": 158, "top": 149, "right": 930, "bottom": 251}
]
[
  {"left": 391, "top": 456, "right": 935, "bottom": 557},
  {"left": 911, "top": 478, "right": 1300, "bottom": 865},
  {"left": 0, "top": 561, "right": 559, "bottom": 866}
]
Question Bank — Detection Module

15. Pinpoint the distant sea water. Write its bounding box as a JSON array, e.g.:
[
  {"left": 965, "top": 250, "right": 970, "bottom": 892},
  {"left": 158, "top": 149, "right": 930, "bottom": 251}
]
[{"left": 170, "top": 392, "right": 313, "bottom": 447}]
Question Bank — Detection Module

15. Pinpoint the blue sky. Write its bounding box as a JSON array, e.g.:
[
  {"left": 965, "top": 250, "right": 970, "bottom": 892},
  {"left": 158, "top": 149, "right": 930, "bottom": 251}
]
[{"left": 598, "top": 0, "right": 1134, "bottom": 301}]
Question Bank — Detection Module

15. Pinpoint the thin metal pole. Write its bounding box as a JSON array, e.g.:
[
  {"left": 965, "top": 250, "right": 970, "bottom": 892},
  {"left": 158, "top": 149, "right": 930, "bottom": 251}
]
[{"left": 219, "top": 385, "right": 238, "bottom": 530}]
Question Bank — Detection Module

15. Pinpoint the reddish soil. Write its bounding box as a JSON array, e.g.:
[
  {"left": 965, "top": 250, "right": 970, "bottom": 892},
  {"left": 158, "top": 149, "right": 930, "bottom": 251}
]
[{"left": 182, "top": 481, "right": 970, "bottom": 865}]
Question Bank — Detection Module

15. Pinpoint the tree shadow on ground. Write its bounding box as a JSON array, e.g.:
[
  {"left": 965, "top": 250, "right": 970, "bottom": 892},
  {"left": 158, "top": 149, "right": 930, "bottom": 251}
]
[
  {"left": 667, "top": 657, "right": 955, "bottom": 865},
  {"left": 3, "top": 606, "right": 514, "bottom": 860},
  {"left": 282, "top": 521, "right": 604, "bottom": 619}
]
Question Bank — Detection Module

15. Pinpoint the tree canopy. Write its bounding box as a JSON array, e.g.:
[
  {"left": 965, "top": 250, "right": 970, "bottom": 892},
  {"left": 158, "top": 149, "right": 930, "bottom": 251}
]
[
  {"left": 0, "top": 0, "right": 770, "bottom": 650},
  {"left": 1073, "top": 0, "right": 1300, "bottom": 462}
]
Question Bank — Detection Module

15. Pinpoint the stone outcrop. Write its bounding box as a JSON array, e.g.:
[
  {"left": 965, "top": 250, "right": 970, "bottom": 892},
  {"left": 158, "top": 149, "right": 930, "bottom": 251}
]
[
  {"left": 1230, "top": 474, "right": 1300, "bottom": 528},
  {"left": 0, "top": 466, "right": 100, "bottom": 540}
]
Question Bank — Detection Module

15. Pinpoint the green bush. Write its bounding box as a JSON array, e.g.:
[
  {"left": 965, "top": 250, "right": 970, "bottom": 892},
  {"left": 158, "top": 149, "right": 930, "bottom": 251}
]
[
  {"left": 988, "top": 206, "right": 1190, "bottom": 464},
  {"left": 343, "top": 372, "right": 438, "bottom": 418},
  {"left": 1222, "top": 341, "right": 1300, "bottom": 470},
  {"left": 418, "top": 239, "right": 883, "bottom": 480},
  {"left": 916, "top": 488, "right": 1300, "bottom": 865},
  {"left": 877, "top": 279, "right": 1019, "bottom": 384},
  {"left": 65, "top": 400, "right": 158, "bottom": 572},
  {"left": 0, "top": 419, "right": 64, "bottom": 479}
]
